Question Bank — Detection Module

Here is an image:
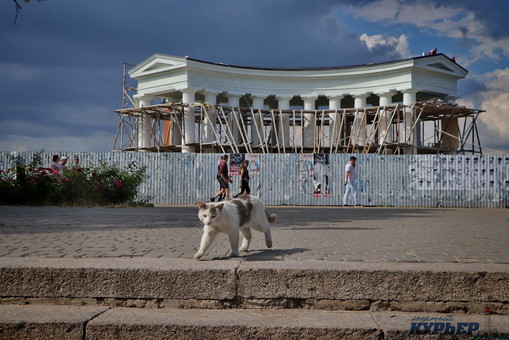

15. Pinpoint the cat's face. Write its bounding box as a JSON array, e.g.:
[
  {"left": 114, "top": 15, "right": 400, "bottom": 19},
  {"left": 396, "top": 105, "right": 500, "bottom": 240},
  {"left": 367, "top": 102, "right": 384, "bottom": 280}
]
[{"left": 197, "top": 202, "right": 224, "bottom": 226}]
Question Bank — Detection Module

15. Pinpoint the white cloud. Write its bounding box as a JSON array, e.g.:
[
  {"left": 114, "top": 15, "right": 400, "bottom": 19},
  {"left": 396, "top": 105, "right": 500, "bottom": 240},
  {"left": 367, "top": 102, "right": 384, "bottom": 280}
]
[
  {"left": 0, "top": 133, "right": 113, "bottom": 153},
  {"left": 343, "top": 0, "right": 507, "bottom": 65},
  {"left": 0, "top": 102, "right": 116, "bottom": 153},
  {"left": 346, "top": 0, "right": 460, "bottom": 26},
  {"left": 457, "top": 68, "right": 509, "bottom": 153},
  {"left": 360, "top": 33, "right": 411, "bottom": 58}
]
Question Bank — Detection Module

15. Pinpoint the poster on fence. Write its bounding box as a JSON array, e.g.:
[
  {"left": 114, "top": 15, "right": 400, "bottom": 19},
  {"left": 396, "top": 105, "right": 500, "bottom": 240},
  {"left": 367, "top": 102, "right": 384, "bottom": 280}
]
[
  {"left": 313, "top": 153, "right": 330, "bottom": 197},
  {"left": 245, "top": 154, "right": 261, "bottom": 197},
  {"left": 229, "top": 153, "right": 245, "bottom": 175},
  {"left": 299, "top": 154, "right": 314, "bottom": 196},
  {"left": 299, "top": 154, "right": 330, "bottom": 197}
]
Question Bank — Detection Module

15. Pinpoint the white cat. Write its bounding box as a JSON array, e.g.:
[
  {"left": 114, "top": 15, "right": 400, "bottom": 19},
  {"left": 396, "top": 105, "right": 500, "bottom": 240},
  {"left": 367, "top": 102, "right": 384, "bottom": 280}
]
[{"left": 195, "top": 194, "right": 276, "bottom": 260}]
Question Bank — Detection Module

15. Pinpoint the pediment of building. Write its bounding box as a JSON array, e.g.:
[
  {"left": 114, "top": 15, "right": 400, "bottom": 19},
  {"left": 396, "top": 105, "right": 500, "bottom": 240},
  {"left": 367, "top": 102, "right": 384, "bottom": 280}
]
[
  {"left": 415, "top": 54, "right": 468, "bottom": 77},
  {"left": 427, "top": 62, "right": 454, "bottom": 72},
  {"left": 129, "top": 54, "right": 187, "bottom": 78}
]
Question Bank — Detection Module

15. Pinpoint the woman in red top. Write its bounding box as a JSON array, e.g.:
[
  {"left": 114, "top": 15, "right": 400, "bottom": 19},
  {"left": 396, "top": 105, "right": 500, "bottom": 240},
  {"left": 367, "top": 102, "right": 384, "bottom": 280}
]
[{"left": 210, "top": 155, "right": 232, "bottom": 201}]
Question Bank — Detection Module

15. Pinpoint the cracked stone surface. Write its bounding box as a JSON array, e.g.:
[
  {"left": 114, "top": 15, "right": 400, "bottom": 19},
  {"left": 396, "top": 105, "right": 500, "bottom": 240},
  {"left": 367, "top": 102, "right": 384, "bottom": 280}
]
[{"left": 0, "top": 206, "right": 508, "bottom": 263}]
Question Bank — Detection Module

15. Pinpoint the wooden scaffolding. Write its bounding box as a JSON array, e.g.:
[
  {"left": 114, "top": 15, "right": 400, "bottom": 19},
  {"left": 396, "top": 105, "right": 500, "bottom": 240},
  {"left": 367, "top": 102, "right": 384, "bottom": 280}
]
[{"left": 112, "top": 98, "right": 484, "bottom": 154}]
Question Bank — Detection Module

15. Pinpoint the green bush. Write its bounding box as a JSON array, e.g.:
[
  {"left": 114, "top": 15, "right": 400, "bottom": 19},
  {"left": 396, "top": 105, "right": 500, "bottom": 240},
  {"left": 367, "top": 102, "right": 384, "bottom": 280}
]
[{"left": 0, "top": 155, "right": 149, "bottom": 206}]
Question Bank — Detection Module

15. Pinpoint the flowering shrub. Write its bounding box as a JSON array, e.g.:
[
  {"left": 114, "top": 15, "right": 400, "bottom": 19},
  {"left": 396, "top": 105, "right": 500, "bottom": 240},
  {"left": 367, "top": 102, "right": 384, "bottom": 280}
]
[
  {"left": 0, "top": 166, "right": 59, "bottom": 205},
  {"left": 0, "top": 154, "right": 148, "bottom": 206}
]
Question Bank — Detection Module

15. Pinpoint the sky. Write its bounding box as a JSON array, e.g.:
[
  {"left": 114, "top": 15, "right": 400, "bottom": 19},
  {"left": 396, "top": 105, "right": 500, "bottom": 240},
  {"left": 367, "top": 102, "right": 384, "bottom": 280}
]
[{"left": 1, "top": 0, "right": 508, "bottom": 154}]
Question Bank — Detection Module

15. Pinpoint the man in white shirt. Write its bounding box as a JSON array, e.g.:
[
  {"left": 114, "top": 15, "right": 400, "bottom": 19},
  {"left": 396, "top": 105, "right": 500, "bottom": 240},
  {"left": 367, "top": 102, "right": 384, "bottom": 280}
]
[{"left": 343, "top": 156, "right": 360, "bottom": 206}]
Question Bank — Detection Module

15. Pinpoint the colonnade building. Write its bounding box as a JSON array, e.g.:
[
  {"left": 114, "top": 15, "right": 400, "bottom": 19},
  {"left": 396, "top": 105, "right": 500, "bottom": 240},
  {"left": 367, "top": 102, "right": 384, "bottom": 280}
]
[{"left": 114, "top": 53, "right": 483, "bottom": 154}]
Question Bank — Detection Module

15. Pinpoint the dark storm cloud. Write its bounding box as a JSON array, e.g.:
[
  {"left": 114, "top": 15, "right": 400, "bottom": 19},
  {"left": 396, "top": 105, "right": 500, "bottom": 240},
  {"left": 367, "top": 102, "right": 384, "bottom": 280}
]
[
  {"left": 2, "top": 0, "right": 382, "bottom": 66},
  {"left": 9, "top": 0, "right": 415, "bottom": 66},
  {"left": 434, "top": 0, "right": 509, "bottom": 39},
  {"left": 338, "top": 0, "right": 509, "bottom": 40},
  {"left": 1, "top": 0, "right": 385, "bottom": 151},
  {"left": 4, "top": 0, "right": 500, "bottom": 152}
]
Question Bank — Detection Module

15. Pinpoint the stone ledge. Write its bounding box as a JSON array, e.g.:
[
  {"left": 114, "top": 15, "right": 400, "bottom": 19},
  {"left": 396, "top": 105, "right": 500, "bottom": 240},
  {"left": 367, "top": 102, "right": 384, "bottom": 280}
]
[
  {"left": 0, "top": 257, "right": 239, "bottom": 300},
  {"left": 86, "top": 307, "right": 381, "bottom": 340},
  {"left": 0, "top": 305, "right": 108, "bottom": 340},
  {"left": 1, "top": 305, "right": 509, "bottom": 339},
  {"left": 0, "top": 258, "right": 508, "bottom": 314},
  {"left": 88, "top": 309, "right": 509, "bottom": 340},
  {"left": 238, "top": 261, "right": 509, "bottom": 303}
]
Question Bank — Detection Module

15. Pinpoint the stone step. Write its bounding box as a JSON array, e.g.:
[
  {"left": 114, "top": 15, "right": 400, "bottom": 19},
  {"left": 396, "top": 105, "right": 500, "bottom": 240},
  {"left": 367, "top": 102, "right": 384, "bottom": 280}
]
[
  {"left": 1, "top": 305, "right": 508, "bottom": 340},
  {"left": 1, "top": 257, "right": 508, "bottom": 315}
]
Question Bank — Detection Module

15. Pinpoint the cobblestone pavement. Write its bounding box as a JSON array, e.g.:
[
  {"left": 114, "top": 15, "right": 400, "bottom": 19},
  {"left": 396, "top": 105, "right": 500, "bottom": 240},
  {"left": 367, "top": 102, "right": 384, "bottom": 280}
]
[{"left": 0, "top": 206, "right": 508, "bottom": 263}]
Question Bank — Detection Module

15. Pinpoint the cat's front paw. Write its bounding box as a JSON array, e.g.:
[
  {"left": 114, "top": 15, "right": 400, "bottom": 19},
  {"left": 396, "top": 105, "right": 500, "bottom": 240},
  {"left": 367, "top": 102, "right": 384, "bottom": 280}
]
[
  {"left": 194, "top": 251, "right": 204, "bottom": 260},
  {"left": 239, "top": 246, "right": 248, "bottom": 252},
  {"left": 229, "top": 250, "right": 239, "bottom": 257}
]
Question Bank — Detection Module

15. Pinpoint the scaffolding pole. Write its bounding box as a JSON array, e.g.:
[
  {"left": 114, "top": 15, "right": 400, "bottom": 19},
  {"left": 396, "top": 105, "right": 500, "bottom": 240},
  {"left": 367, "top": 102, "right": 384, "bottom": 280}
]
[{"left": 112, "top": 99, "right": 485, "bottom": 155}]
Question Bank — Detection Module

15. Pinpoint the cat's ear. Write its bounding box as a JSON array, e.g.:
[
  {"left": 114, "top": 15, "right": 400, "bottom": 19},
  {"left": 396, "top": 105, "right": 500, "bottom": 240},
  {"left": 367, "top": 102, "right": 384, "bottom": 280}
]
[
  {"left": 215, "top": 203, "right": 224, "bottom": 211},
  {"left": 197, "top": 201, "right": 207, "bottom": 210}
]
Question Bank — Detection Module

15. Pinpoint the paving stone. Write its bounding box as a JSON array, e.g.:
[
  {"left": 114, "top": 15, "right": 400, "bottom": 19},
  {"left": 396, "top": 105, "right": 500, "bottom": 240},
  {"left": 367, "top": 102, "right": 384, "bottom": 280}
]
[{"left": 0, "top": 206, "right": 508, "bottom": 263}]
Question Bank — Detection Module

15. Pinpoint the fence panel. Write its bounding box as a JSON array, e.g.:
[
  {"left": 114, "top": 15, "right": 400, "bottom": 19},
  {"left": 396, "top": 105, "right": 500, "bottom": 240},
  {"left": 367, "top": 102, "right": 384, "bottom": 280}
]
[{"left": 1, "top": 151, "right": 508, "bottom": 208}]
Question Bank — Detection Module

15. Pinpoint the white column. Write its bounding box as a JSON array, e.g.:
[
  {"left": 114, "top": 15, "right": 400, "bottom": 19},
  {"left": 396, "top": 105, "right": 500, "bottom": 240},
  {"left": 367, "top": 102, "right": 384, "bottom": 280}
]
[
  {"left": 252, "top": 96, "right": 265, "bottom": 109},
  {"left": 228, "top": 94, "right": 241, "bottom": 107},
  {"left": 138, "top": 96, "right": 152, "bottom": 150},
  {"left": 328, "top": 95, "right": 343, "bottom": 149},
  {"left": 251, "top": 96, "right": 265, "bottom": 148},
  {"left": 302, "top": 96, "right": 317, "bottom": 148},
  {"left": 353, "top": 94, "right": 369, "bottom": 146},
  {"left": 202, "top": 91, "right": 218, "bottom": 143},
  {"left": 227, "top": 94, "right": 241, "bottom": 145},
  {"left": 403, "top": 89, "right": 418, "bottom": 153},
  {"left": 181, "top": 89, "right": 196, "bottom": 153},
  {"left": 276, "top": 96, "right": 292, "bottom": 148},
  {"left": 329, "top": 95, "right": 342, "bottom": 110},
  {"left": 378, "top": 91, "right": 397, "bottom": 145},
  {"left": 403, "top": 90, "right": 417, "bottom": 106}
]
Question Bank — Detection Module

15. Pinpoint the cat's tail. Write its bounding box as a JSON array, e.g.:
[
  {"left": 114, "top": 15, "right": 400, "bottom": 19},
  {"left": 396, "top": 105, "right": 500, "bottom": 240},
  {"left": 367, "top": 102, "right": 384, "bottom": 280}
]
[{"left": 265, "top": 210, "right": 277, "bottom": 223}]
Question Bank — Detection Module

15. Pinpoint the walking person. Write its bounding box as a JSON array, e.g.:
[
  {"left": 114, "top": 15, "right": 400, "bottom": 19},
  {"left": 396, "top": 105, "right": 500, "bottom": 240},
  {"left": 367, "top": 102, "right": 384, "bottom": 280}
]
[
  {"left": 60, "top": 156, "right": 68, "bottom": 172},
  {"left": 211, "top": 155, "right": 232, "bottom": 201},
  {"left": 50, "top": 155, "right": 63, "bottom": 176},
  {"left": 234, "top": 160, "right": 250, "bottom": 197},
  {"left": 343, "top": 156, "right": 360, "bottom": 206},
  {"left": 71, "top": 156, "right": 80, "bottom": 169}
]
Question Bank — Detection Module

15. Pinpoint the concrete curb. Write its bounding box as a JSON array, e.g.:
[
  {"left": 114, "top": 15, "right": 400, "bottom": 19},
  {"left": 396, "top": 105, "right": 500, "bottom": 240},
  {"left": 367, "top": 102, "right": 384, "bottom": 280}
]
[
  {"left": 0, "top": 305, "right": 107, "bottom": 340},
  {"left": 1, "top": 258, "right": 508, "bottom": 314},
  {"left": 238, "top": 261, "right": 509, "bottom": 301},
  {"left": 0, "top": 257, "right": 238, "bottom": 300},
  {"left": 1, "top": 305, "right": 509, "bottom": 340}
]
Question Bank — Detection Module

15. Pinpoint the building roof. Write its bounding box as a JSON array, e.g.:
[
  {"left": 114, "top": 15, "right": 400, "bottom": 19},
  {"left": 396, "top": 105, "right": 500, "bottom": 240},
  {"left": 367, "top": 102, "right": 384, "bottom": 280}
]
[
  {"left": 128, "top": 53, "right": 468, "bottom": 99},
  {"left": 186, "top": 53, "right": 468, "bottom": 73}
]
